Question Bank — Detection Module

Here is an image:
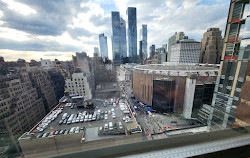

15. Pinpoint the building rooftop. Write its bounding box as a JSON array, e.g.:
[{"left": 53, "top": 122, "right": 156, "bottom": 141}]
[{"left": 134, "top": 63, "right": 219, "bottom": 72}]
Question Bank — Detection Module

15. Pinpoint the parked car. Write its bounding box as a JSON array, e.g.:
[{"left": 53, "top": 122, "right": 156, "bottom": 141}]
[
  {"left": 100, "top": 114, "right": 104, "bottom": 120},
  {"left": 54, "top": 130, "right": 59, "bottom": 135},
  {"left": 88, "top": 114, "right": 92, "bottom": 121},
  {"left": 63, "top": 119, "right": 67, "bottom": 124},
  {"left": 59, "top": 120, "right": 63, "bottom": 125},
  {"left": 118, "top": 122, "right": 123, "bottom": 129},
  {"left": 64, "top": 130, "right": 69, "bottom": 135},
  {"left": 36, "top": 133, "right": 44, "bottom": 138},
  {"left": 104, "top": 124, "right": 108, "bottom": 131},
  {"left": 104, "top": 114, "right": 108, "bottom": 120},
  {"left": 69, "top": 127, "right": 75, "bottom": 133},
  {"left": 59, "top": 129, "right": 65, "bottom": 135}
]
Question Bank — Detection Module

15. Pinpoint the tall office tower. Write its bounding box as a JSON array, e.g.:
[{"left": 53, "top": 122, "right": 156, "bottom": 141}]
[
  {"left": 120, "top": 18, "right": 127, "bottom": 59},
  {"left": 127, "top": 7, "right": 137, "bottom": 63},
  {"left": 200, "top": 28, "right": 223, "bottom": 64},
  {"left": 170, "top": 38, "right": 201, "bottom": 63},
  {"left": 168, "top": 32, "right": 185, "bottom": 62},
  {"left": 94, "top": 47, "right": 99, "bottom": 57},
  {"left": 208, "top": 0, "right": 250, "bottom": 130},
  {"left": 149, "top": 45, "right": 156, "bottom": 58},
  {"left": 99, "top": 33, "right": 108, "bottom": 59},
  {"left": 140, "top": 25, "right": 147, "bottom": 60},
  {"left": 112, "top": 11, "right": 122, "bottom": 66}
]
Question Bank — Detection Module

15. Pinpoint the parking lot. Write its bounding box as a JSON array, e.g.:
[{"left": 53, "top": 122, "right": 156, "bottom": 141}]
[{"left": 43, "top": 99, "right": 127, "bottom": 133}]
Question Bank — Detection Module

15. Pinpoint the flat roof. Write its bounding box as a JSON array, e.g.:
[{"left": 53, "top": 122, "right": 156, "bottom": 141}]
[{"left": 134, "top": 63, "right": 219, "bottom": 72}]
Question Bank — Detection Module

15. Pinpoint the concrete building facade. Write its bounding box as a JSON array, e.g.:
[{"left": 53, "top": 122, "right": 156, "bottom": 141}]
[
  {"left": 40, "top": 59, "right": 53, "bottom": 70},
  {"left": 170, "top": 39, "right": 201, "bottom": 63},
  {"left": 65, "top": 73, "right": 92, "bottom": 100},
  {"left": 200, "top": 28, "right": 223, "bottom": 64},
  {"left": 0, "top": 73, "right": 46, "bottom": 136}
]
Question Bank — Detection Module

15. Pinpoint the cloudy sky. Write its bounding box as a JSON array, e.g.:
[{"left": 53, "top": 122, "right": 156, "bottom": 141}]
[{"left": 0, "top": 0, "right": 230, "bottom": 61}]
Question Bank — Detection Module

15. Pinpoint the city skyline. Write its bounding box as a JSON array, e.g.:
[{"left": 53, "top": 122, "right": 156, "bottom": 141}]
[{"left": 0, "top": 0, "right": 229, "bottom": 61}]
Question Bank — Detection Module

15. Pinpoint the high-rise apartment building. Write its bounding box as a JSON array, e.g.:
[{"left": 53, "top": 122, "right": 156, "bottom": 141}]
[
  {"left": 208, "top": 0, "right": 250, "bottom": 130},
  {"left": 170, "top": 38, "right": 201, "bottom": 63},
  {"left": 120, "top": 18, "right": 127, "bottom": 59},
  {"left": 200, "top": 28, "right": 223, "bottom": 64},
  {"left": 0, "top": 73, "right": 46, "bottom": 136},
  {"left": 127, "top": 7, "right": 137, "bottom": 63},
  {"left": 111, "top": 11, "right": 122, "bottom": 66},
  {"left": 28, "top": 67, "right": 58, "bottom": 113},
  {"left": 149, "top": 45, "right": 155, "bottom": 58},
  {"left": 168, "top": 32, "right": 185, "bottom": 62},
  {"left": 99, "top": 33, "right": 108, "bottom": 59}
]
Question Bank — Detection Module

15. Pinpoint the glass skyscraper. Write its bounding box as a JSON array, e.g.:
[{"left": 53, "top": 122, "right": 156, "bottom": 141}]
[
  {"left": 140, "top": 24, "right": 147, "bottom": 60},
  {"left": 127, "top": 7, "right": 137, "bottom": 63},
  {"left": 120, "top": 18, "right": 127, "bottom": 58},
  {"left": 99, "top": 33, "right": 108, "bottom": 59},
  {"left": 111, "top": 11, "right": 122, "bottom": 66},
  {"left": 208, "top": 0, "right": 250, "bottom": 131}
]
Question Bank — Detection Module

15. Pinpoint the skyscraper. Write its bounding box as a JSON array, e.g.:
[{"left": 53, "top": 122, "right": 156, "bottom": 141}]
[
  {"left": 127, "top": 7, "right": 137, "bottom": 63},
  {"left": 200, "top": 28, "right": 223, "bottom": 64},
  {"left": 208, "top": 0, "right": 250, "bottom": 130},
  {"left": 149, "top": 45, "right": 155, "bottom": 58},
  {"left": 111, "top": 11, "right": 122, "bottom": 66},
  {"left": 140, "top": 25, "right": 147, "bottom": 60},
  {"left": 99, "top": 33, "right": 108, "bottom": 59},
  {"left": 168, "top": 32, "right": 185, "bottom": 62},
  {"left": 94, "top": 47, "right": 99, "bottom": 57},
  {"left": 120, "top": 18, "right": 127, "bottom": 58}
]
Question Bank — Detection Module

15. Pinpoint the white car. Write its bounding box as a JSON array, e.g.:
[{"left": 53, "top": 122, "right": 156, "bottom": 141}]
[
  {"left": 108, "top": 110, "right": 111, "bottom": 114},
  {"left": 104, "top": 114, "right": 108, "bottom": 120},
  {"left": 118, "top": 122, "right": 123, "bottom": 129}
]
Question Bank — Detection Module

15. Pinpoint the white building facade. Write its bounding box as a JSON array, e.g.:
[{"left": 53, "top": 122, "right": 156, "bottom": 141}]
[
  {"left": 40, "top": 59, "right": 53, "bottom": 69},
  {"left": 170, "top": 39, "right": 201, "bottom": 63},
  {"left": 65, "top": 73, "right": 92, "bottom": 100}
]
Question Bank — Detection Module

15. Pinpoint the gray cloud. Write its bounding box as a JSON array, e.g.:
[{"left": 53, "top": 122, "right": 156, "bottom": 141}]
[
  {"left": 0, "top": 38, "right": 79, "bottom": 52},
  {"left": 0, "top": 0, "right": 81, "bottom": 36}
]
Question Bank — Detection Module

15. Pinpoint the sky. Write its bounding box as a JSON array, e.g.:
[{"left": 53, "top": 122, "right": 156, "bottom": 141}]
[{"left": 0, "top": 0, "right": 230, "bottom": 61}]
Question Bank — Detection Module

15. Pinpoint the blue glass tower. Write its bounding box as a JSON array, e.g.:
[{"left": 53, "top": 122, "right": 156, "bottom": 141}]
[
  {"left": 127, "top": 7, "right": 137, "bottom": 63},
  {"left": 120, "top": 18, "right": 127, "bottom": 58},
  {"left": 99, "top": 33, "right": 108, "bottom": 59},
  {"left": 111, "top": 11, "right": 122, "bottom": 66}
]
